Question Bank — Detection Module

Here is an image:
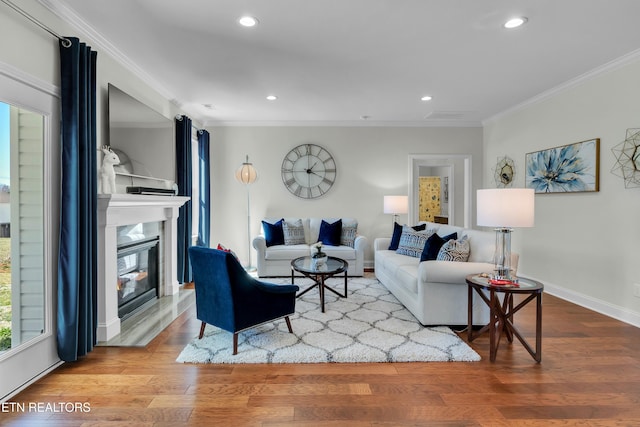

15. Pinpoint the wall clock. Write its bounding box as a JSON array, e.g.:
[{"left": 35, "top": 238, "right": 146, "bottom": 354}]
[{"left": 281, "top": 144, "right": 336, "bottom": 199}]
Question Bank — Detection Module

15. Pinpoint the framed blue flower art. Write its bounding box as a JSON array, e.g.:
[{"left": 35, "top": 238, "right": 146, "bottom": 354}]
[{"left": 525, "top": 138, "right": 600, "bottom": 193}]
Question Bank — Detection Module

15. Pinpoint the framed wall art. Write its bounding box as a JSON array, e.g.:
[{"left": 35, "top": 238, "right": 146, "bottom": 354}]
[
  {"left": 493, "top": 155, "right": 515, "bottom": 188},
  {"left": 525, "top": 138, "right": 599, "bottom": 193}
]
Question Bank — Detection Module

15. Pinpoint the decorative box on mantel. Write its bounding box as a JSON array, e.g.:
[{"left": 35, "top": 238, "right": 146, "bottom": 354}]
[{"left": 97, "top": 193, "right": 190, "bottom": 342}]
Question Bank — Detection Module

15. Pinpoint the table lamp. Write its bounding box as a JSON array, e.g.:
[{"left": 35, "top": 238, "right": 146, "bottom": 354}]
[
  {"left": 383, "top": 195, "right": 408, "bottom": 226},
  {"left": 477, "top": 188, "right": 534, "bottom": 280}
]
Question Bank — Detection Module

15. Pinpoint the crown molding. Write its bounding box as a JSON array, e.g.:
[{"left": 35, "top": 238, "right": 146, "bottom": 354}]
[
  {"left": 203, "top": 119, "right": 482, "bottom": 128},
  {"left": 38, "top": 0, "right": 178, "bottom": 103},
  {"left": 484, "top": 48, "right": 640, "bottom": 126}
]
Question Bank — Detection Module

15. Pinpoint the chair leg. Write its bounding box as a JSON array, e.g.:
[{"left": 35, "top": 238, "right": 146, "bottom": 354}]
[
  {"left": 285, "top": 316, "right": 293, "bottom": 333},
  {"left": 198, "top": 322, "right": 206, "bottom": 339},
  {"left": 233, "top": 333, "right": 238, "bottom": 355}
]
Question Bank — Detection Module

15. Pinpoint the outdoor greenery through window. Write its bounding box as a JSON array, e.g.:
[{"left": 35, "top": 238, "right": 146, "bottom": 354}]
[{"left": 0, "top": 102, "right": 10, "bottom": 352}]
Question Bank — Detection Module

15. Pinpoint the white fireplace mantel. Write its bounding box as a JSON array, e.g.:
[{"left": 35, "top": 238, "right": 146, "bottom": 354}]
[{"left": 97, "top": 193, "right": 189, "bottom": 342}]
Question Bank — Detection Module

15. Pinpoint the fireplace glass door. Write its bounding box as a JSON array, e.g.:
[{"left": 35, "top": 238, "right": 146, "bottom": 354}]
[{"left": 117, "top": 237, "right": 159, "bottom": 319}]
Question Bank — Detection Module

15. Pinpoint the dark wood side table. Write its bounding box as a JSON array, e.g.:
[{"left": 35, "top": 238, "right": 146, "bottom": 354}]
[
  {"left": 465, "top": 274, "right": 543, "bottom": 363},
  {"left": 291, "top": 256, "right": 348, "bottom": 313}
]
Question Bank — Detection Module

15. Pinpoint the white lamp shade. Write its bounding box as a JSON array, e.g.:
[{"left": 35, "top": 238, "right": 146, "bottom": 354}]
[
  {"left": 477, "top": 188, "right": 535, "bottom": 228},
  {"left": 235, "top": 159, "right": 258, "bottom": 184},
  {"left": 383, "top": 195, "right": 408, "bottom": 214}
]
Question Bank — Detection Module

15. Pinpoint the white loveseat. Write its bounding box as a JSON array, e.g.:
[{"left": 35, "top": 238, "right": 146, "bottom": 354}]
[
  {"left": 374, "top": 221, "right": 519, "bottom": 326},
  {"left": 253, "top": 217, "right": 367, "bottom": 277}
]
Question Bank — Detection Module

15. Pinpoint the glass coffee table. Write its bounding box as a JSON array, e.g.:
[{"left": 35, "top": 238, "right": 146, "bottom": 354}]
[
  {"left": 291, "top": 256, "right": 348, "bottom": 312},
  {"left": 466, "top": 274, "right": 543, "bottom": 363}
]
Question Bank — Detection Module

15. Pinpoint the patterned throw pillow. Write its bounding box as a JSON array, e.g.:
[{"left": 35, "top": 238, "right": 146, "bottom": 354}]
[
  {"left": 340, "top": 225, "right": 358, "bottom": 248},
  {"left": 436, "top": 235, "right": 470, "bottom": 262},
  {"left": 389, "top": 222, "right": 426, "bottom": 250},
  {"left": 282, "top": 219, "right": 306, "bottom": 245},
  {"left": 396, "top": 226, "right": 433, "bottom": 258}
]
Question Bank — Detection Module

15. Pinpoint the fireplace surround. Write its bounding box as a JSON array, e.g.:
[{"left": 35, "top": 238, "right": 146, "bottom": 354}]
[{"left": 97, "top": 194, "right": 189, "bottom": 342}]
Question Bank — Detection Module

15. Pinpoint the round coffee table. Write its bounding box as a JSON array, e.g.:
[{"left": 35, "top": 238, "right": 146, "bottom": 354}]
[
  {"left": 465, "top": 274, "right": 543, "bottom": 363},
  {"left": 291, "top": 256, "right": 348, "bottom": 312}
]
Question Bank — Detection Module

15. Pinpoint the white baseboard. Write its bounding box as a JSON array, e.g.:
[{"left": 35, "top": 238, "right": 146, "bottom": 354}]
[
  {"left": 524, "top": 274, "right": 640, "bottom": 328},
  {"left": 1, "top": 360, "right": 64, "bottom": 403}
]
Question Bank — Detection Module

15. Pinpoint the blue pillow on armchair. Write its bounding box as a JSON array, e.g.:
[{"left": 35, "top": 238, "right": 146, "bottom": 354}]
[
  {"left": 420, "top": 232, "right": 458, "bottom": 261},
  {"left": 318, "top": 219, "right": 342, "bottom": 246},
  {"left": 262, "top": 219, "right": 285, "bottom": 247}
]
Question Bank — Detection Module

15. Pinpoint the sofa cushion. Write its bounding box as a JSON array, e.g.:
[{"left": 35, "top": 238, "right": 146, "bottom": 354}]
[
  {"left": 389, "top": 222, "right": 427, "bottom": 251},
  {"left": 283, "top": 219, "right": 306, "bottom": 245},
  {"left": 262, "top": 219, "right": 284, "bottom": 247},
  {"left": 396, "top": 226, "right": 433, "bottom": 257},
  {"left": 395, "top": 264, "right": 419, "bottom": 294},
  {"left": 437, "top": 235, "right": 470, "bottom": 262},
  {"left": 420, "top": 232, "right": 458, "bottom": 261},
  {"left": 321, "top": 245, "right": 357, "bottom": 260},
  {"left": 319, "top": 219, "right": 342, "bottom": 246},
  {"left": 377, "top": 249, "right": 419, "bottom": 277},
  {"left": 264, "top": 244, "right": 310, "bottom": 260}
]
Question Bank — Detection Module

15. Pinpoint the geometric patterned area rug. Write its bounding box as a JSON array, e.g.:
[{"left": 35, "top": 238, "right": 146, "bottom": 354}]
[{"left": 176, "top": 276, "right": 480, "bottom": 363}]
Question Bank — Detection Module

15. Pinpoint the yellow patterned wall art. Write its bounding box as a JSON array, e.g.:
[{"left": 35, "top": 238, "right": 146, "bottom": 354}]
[{"left": 419, "top": 177, "right": 441, "bottom": 222}]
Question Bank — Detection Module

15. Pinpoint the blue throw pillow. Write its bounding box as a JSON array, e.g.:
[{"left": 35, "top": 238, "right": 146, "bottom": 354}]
[
  {"left": 318, "top": 219, "right": 342, "bottom": 246},
  {"left": 388, "top": 222, "right": 426, "bottom": 250},
  {"left": 262, "top": 219, "right": 284, "bottom": 247},
  {"left": 420, "top": 232, "right": 458, "bottom": 262}
]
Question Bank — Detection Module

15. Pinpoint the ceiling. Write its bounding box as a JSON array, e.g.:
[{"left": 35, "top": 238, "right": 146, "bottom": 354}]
[{"left": 44, "top": 0, "right": 640, "bottom": 126}]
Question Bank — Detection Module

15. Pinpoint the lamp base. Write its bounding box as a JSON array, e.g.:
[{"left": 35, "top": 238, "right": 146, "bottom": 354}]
[{"left": 493, "top": 228, "right": 513, "bottom": 280}]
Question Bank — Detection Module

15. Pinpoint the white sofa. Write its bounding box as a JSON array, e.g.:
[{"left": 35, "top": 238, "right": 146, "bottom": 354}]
[
  {"left": 374, "top": 221, "right": 519, "bottom": 326},
  {"left": 253, "top": 217, "right": 367, "bottom": 277}
]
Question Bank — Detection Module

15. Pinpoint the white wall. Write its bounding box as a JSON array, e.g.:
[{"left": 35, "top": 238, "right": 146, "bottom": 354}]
[
  {"left": 207, "top": 126, "right": 483, "bottom": 267},
  {"left": 483, "top": 55, "right": 640, "bottom": 326}
]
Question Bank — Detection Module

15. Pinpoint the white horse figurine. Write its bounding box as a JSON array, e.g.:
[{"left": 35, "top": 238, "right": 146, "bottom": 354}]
[{"left": 98, "top": 146, "right": 120, "bottom": 194}]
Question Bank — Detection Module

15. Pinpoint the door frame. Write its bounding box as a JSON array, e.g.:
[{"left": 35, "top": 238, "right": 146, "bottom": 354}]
[{"left": 0, "top": 63, "right": 61, "bottom": 401}]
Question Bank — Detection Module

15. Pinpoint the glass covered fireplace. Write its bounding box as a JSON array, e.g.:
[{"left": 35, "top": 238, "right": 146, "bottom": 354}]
[{"left": 116, "top": 222, "right": 161, "bottom": 319}]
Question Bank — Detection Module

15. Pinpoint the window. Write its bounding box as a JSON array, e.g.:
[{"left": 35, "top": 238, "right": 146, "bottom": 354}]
[{"left": 0, "top": 67, "right": 59, "bottom": 400}]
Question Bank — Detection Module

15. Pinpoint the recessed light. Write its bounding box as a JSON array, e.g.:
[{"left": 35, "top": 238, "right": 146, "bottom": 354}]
[
  {"left": 266, "top": 95, "right": 278, "bottom": 101},
  {"left": 238, "top": 16, "right": 258, "bottom": 27},
  {"left": 421, "top": 95, "right": 433, "bottom": 101},
  {"left": 504, "top": 17, "right": 527, "bottom": 29}
]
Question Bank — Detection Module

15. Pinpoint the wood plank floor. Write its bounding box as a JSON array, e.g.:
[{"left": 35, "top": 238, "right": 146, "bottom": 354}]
[{"left": 3, "top": 281, "right": 640, "bottom": 426}]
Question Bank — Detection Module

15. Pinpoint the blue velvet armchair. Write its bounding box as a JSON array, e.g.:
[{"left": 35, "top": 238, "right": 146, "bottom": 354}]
[{"left": 188, "top": 246, "right": 299, "bottom": 355}]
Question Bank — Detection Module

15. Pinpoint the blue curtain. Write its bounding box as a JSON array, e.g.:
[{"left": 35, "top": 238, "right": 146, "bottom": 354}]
[
  {"left": 57, "top": 37, "right": 98, "bottom": 362},
  {"left": 175, "top": 115, "right": 192, "bottom": 283},
  {"left": 197, "top": 129, "right": 210, "bottom": 247}
]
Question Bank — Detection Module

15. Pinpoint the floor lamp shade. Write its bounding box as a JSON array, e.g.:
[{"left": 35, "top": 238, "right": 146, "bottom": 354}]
[
  {"left": 235, "top": 155, "right": 258, "bottom": 270},
  {"left": 477, "top": 188, "right": 535, "bottom": 279},
  {"left": 235, "top": 155, "right": 258, "bottom": 184}
]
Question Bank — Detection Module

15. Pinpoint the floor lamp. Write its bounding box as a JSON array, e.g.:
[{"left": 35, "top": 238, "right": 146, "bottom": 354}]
[
  {"left": 235, "top": 155, "right": 258, "bottom": 271},
  {"left": 477, "top": 188, "right": 535, "bottom": 280}
]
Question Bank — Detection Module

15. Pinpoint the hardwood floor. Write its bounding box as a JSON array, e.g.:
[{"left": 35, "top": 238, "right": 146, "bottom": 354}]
[{"left": 3, "top": 282, "right": 640, "bottom": 426}]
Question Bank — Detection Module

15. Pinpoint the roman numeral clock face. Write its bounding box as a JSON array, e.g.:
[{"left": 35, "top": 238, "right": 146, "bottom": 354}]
[{"left": 281, "top": 144, "right": 336, "bottom": 199}]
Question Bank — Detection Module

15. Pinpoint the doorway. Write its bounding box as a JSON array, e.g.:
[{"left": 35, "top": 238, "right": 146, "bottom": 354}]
[{"left": 408, "top": 154, "right": 472, "bottom": 227}]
